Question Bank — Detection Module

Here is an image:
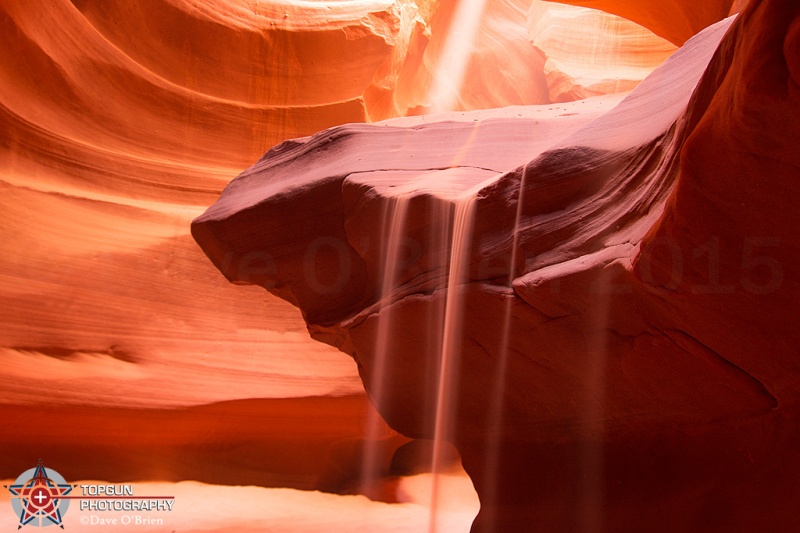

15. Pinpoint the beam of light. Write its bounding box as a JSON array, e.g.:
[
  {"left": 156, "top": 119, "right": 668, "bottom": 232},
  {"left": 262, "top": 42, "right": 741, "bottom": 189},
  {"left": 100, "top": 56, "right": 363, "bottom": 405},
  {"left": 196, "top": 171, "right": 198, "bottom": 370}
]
[
  {"left": 427, "top": 0, "right": 490, "bottom": 113},
  {"left": 359, "top": 196, "right": 410, "bottom": 499},
  {"left": 428, "top": 194, "right": 477, "bottom": 533}
]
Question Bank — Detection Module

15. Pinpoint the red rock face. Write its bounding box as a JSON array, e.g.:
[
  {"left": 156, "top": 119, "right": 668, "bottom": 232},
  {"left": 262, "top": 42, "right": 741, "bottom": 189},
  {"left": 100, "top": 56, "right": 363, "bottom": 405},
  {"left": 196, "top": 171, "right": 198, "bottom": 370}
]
[{"left": 194, "top": 1, "right": 800, "bottom": 531}]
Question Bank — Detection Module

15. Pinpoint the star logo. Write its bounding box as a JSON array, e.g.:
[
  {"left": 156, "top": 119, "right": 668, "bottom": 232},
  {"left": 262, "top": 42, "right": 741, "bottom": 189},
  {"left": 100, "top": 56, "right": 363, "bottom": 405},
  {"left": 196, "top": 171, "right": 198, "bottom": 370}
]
[{"left": 5, "top": 460, "right": 76, "bottom": 529}]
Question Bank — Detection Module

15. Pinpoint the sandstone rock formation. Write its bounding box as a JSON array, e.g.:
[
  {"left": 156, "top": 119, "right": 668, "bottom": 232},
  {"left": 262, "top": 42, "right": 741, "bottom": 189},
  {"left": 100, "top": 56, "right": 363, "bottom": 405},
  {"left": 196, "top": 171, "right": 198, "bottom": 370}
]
[
  {"left": 0, "top": 0, "right": 381, "bottom": 487},
  {"left": 0, "top": 0, "right": 621, "bottom": 511},
  {"left": 1, "top": 0, "right": 677, "bottom": 414},
  {"left": 0, "top": 0, "right": 776, "bottom": 530},
  {"left": 193, "top": 1, "right": 800, "bottom": 531}
]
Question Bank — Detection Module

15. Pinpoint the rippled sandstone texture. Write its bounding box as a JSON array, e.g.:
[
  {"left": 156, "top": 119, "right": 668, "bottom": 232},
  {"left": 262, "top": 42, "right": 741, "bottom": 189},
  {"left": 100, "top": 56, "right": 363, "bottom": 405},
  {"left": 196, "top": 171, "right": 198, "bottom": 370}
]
[
  {"left": 0, "top": 0, "right": 396, "bottom": 486},
  {"left": 194, "top": 1, "right": 800, "bottom": 531}
]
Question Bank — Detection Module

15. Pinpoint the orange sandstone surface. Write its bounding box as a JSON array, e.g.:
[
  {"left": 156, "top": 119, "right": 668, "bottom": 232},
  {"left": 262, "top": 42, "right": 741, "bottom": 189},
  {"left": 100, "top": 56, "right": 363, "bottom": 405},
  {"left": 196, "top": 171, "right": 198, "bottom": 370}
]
[{"left": 0, "top": 0, "right": 771, "bottom": 531}]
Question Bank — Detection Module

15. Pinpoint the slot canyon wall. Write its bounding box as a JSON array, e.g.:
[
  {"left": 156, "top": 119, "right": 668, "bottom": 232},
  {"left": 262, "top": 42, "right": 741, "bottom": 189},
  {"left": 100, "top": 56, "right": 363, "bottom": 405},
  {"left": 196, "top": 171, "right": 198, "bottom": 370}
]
[
  {"left": 192, "top": 0, "right": 799, "bottom": 532},
  {"left": 2, "top": 0, "right": 797, "bottom": 531}
]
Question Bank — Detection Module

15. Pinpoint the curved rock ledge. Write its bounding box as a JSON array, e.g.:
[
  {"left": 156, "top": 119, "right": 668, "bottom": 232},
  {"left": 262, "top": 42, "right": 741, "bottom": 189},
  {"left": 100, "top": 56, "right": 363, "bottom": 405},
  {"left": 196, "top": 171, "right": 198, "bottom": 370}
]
[{"left": 194, "top": 2, "right": 800, "bottom": 531}]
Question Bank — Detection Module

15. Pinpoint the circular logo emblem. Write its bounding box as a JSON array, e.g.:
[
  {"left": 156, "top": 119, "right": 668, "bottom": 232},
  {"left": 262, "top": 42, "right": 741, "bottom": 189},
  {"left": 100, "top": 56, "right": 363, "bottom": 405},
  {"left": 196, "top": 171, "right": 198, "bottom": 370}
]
[{"left": 6, "top": 461, "right": 74, "bottom": 528}]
